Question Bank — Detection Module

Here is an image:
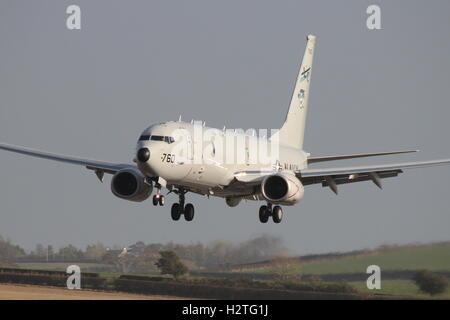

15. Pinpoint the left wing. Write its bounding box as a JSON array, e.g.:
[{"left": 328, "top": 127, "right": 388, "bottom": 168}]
[
  {"left": 297, "top": 158, "right": 450, "bottom": 194},
  {"left": 0, "top": 143, "right": 135, "bottom": 179}
]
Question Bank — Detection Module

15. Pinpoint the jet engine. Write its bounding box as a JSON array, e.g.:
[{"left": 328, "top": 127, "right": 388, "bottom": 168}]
[
  {"left": 111, "top": 168, "right": 152, "bottom": 202},
  {"left": 261, "top": 173, "right": 304, "bottom": 205}
]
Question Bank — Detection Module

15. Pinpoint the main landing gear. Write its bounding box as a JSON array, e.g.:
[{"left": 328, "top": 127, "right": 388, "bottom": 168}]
[
  {"left": 171, "top": 188, "right": 195, "bottom": 222},
  {"left": 259, "top": 203, "right": 283, "bottom": 224}
]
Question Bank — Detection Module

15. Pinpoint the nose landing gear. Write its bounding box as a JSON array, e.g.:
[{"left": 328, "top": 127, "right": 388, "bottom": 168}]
[
  {"left": 259, "top": 203, "right": 283, "bottom": 223},
  {"left": 152, "top": 194, "right": 165, "bottom": 206},
  {"left": 152, "top": 183, "right": 165, "bottom": 206}
]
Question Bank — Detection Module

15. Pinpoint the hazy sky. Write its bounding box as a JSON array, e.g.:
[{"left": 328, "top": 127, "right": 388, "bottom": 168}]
[{"left": 0, "top": 1, "right": 449, "bottom": 254}]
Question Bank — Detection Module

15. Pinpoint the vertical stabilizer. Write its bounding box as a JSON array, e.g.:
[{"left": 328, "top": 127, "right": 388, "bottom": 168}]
[{"left": 277, "top": 35, "right": 316, "bottom": 150}]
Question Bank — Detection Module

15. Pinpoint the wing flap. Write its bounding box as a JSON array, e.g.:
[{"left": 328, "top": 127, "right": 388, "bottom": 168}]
[{"left": 301, "top": 170, "right": 401, "bottom": 186}]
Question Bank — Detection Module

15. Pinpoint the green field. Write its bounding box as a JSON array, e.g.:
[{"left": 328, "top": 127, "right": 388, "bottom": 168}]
[
  {"left": 351, "top": 280, "right": 450, "bottom": 299},
  {"left": 241, "top": 242, "right": 450, "bottom": 275},
  {"left": 232, "top": 242, "right": 450, "bottom": 298}
]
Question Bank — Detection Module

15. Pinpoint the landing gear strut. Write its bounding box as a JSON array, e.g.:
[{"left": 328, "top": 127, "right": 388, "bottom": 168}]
[
  {"left": 259, "top": 203, "right": 283, "bottom": 223},
  {"left": 171, "top": 188, "right": 195, "bottom": 222}
]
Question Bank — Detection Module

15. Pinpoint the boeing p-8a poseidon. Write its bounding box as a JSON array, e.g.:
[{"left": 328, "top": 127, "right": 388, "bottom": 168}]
[{"left": 2, "top": 35, "right": 450, "bottom": 224}]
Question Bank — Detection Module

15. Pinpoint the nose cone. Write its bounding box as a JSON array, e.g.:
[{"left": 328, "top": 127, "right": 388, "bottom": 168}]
[{"left": 137, "top": 148, "right": 150, "bottom": 162}]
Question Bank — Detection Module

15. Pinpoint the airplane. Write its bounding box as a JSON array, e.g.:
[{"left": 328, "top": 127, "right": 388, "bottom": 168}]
[{"left": 1, "top": 34, "right": 450, "bottom": 224}]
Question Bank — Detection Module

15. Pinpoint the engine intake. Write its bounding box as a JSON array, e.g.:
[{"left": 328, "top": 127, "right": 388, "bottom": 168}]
[
  {"left": 261, "top": 173, "right": 304, "bottom": 205},
  {"left": 111, "top": 168, "right": 152, "bottom": 202}
]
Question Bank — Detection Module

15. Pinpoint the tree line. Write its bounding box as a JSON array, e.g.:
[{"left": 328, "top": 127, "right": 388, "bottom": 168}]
[{"left": 0, "top": 234, "right": 288, "bottom": 273}]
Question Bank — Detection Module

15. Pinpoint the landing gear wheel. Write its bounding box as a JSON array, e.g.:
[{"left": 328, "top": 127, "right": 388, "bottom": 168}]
[
  {"left": 272, "top": 206, "right": 283, "bottom": 223},
  {"left": 158, "top": 195, "right": 165, "bottom": 206},
  {"left": 171, "top": 203, "right": 181, "bottom": 221},
  {"left": 259, "top": 205, "right": 269, "bottom": 223},
  {"left": 152, "top": 195, "right": 159, "bottom": 206},
  {"left": 184, "top": 203, "right": 195, "bottom": 221}
]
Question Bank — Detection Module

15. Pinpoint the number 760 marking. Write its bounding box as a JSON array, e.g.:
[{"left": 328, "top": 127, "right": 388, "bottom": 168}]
[{"left": 161, "top": 153, "right": 175, "bottom": 163}]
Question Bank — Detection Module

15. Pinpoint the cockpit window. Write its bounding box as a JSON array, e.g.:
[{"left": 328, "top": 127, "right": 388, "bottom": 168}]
[
  {"left": 150, "top": 135, "right": 175, "bottom": 144},
  {"left": 166, "top": 136, "right": 175, "bottom": 144},
  {"left": 139, "top": 135, "right": 150, "bottom": 141},
  {"left": 150, "top": 135, "right": 164, "bottom": 141}
]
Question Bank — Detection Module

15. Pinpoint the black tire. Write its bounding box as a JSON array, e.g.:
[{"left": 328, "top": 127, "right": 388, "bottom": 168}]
[
  {"left": 171, "top": 203, "right": 181, "bottom": 221},
  {"left": 152, "top": 195, "right": 159, "bottom": 206},
  {"left": 159, "top": 195, "right": 165, "bottom": 206},
  {"left": 272, "top": 206, "right": 283, "bottom": 223},
  {"left": 259, "top": 205, "right": 269, "bottom": 223},
  {"left": 184, "top": 203, "right": 195, "bottom": 221}
]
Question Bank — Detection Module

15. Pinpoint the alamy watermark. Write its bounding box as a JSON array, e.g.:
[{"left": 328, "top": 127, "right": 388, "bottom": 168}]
[
  {"left": 366, "top": 265, "right": 381, "bottom": 289},
  {"left": 66, "top": 265, "right": 81, "bottom": 289},
  {"left": 66, "top": 5, "right": 81, "bottom": 30},
  {"left": 366, "top": 5, "right": 381, "bottom": 30},
  {"left": 150, "top": 121, "right": 282, "bottom": 167}
]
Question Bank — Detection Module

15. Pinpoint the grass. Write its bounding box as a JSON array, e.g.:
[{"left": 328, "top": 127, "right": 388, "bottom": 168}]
[
  {"left": 350, "top": 279, "right": 450, "bottom": 299},
  {"left": 241, "top": 242, "right": 450, "bottom": 275}
]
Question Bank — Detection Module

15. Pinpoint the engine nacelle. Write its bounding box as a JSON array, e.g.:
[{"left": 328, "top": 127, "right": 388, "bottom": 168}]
[
  {"left": 261, "top": 173, "right": 304, "bottom": 205},
  {"left": 225, "top": 197, "right": 242, "bottom": 207},
  {"left": 111, "top": 168, "right": 152, "bottom": 202}
]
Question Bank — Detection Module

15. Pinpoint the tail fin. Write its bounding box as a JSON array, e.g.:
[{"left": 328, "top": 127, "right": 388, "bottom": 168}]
[{"left": 277, "top": 35, "right": 316, "bottom": 150}]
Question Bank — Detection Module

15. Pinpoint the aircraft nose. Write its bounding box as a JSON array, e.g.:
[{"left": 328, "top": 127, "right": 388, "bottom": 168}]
[{"left": 137, "top": 148, "right": 150, "bottom": 162}]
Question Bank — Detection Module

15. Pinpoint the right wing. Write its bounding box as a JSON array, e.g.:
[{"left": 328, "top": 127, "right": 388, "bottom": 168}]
[
  {"left": 0, "top": 143, "right": 135, "bottom": 179},
  {"left": 298, "top": 158, "right": 450, "bottom": 194},
  {"left": 307, "top": 149, "right": 418, "bottom": 164}
]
